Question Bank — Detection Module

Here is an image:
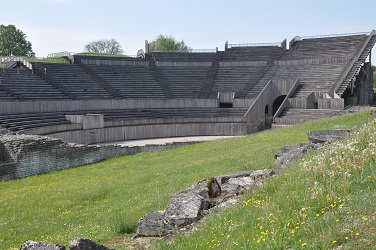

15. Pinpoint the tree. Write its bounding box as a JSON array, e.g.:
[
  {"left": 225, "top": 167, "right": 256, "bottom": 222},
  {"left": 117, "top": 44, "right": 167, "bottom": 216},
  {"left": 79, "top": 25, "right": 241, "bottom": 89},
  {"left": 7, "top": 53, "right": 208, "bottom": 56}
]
[
  {"left": 0, "top": 24, "right": 35, "bottom": 57},
  {"left": 149, "top": 35, "right": 190, "bottom": 52},
  {"left": 84, "top": 39, "right": 123, "bottom": 54}
]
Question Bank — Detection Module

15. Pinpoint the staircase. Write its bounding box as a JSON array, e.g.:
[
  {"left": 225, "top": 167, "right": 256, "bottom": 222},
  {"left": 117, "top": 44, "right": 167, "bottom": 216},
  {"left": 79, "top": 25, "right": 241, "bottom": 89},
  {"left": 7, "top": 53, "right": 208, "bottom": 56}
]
[
  {"left": 145, "top": 54, "right": 173, "bottom": 99},
  {"left": 335, "top": 31, "right": 376, "bottom": 97},
  {"left": 239, "top": 66, "right": 279, "bottom": 98},
  {"left": 78, "top": 63, "right": 123, "bottom": 98},
  {"left": 32, "top": 64, "right": 73, "bottom": 99},
  {"left": 198, "top": 52, "right": 223, "bottom": 99},
  {"left": 273, "top": 108, "right": 344, "bottom": 127}
]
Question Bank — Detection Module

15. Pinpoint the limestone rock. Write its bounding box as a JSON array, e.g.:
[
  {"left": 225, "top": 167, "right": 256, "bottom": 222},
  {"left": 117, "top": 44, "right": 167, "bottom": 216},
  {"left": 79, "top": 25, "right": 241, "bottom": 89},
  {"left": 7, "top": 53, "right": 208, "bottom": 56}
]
[
  {"left": 216, "top": 170, "right": 258, "bottom": 184},
  {"left": 136, "top": 210, "right": 174, "bottom": 237},
  {"left": 274, "top": 143, "right": 317, "bottom": 169},
  {"left": 249, "top": 169, "right": 275, "bottom": 181},
  {"left": 68, "top": 238, "right": 113, "bottom": 250},
  {"left": 219, "top": 169, "right": 275, "bottom": 197},
  {"left": 178, "top": 178, "right": 221, "bottom": 199},
  {"left": 20, "top": 240, "right": 65, "bottom": 250},
  {"left": 165, "top": 193, "right": 208, "bottom": 226}
]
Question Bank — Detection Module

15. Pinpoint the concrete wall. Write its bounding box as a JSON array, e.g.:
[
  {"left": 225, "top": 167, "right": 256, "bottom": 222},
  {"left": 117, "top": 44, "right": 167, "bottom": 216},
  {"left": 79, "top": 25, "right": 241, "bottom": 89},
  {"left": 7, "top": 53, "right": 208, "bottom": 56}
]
[
  {"left": 21, "top": 117, "right": 246, "bottom": 144},
  {"left": 0, "top": 134, "right": 207, "bottom": 181},
  {"left": 244, "top": 80, "right": 296, "bottom": 132},
  {"left": 0, "top": 99, "right": 219, "bottom": 115},
  {"left": 46, "top": 122, "right": 247, "bottom": 144},
  {"left": 219, "top": 61, "right": 267, "bottom": 67},
  {"left": 157, "top": 62, "right": 212, "bottom": 67},
  {"left": 318, "top": 98, "right": 344, "bottom": 109},
  {"left": 355, "top": 62, "right": 374, "bottom": 105}
]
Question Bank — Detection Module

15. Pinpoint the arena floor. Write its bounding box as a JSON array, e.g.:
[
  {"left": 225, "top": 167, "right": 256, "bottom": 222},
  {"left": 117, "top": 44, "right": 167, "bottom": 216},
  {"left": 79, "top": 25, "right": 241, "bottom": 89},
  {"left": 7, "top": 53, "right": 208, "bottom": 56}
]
[{"left": 95, "top": 136, "right": 239, "bottom": 147}]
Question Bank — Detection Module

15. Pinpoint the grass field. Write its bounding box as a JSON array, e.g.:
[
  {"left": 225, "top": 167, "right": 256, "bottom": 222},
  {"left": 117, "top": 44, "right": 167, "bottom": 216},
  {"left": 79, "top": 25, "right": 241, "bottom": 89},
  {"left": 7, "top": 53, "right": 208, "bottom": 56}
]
[{"left": 0, "top": 110, "right": 374, "bottom": 249}]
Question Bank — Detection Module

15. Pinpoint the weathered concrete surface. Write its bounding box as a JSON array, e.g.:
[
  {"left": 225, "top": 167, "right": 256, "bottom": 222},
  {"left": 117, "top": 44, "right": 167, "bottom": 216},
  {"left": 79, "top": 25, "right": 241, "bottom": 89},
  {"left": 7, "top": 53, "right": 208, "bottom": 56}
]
[
  {"left": 20, "top": 240, "right": 66, "bottom": 250},
  {"left": 68, "top": 238, "right": 114, "bottom": 250}
]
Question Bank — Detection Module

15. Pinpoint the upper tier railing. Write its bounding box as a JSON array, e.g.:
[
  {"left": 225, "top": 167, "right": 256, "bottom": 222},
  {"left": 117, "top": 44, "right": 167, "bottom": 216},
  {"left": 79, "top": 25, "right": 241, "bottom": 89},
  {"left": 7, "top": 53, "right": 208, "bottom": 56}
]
[
  {"left": 149, "top": 49, "right": 217, "bottom": 53},
  {"left": 227, "top": 42, "right": 281, "bottom": 48},
  {"left": 48, "top": 51, "right": 75, "bottom": 63},
  {"left": 329, "top": 30, "right": 376, "bottom": 96},
  {"left": 300, "top": 31, "right": 370, "bottom": 40},
  {"left": 1, "top": 56, "right": 33, "bottom": 72}
]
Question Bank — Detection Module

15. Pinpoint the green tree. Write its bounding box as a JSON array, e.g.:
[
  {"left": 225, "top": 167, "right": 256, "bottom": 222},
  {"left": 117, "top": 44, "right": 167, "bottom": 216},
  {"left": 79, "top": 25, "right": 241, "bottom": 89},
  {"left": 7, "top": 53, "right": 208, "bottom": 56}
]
[
  {"left": 84, "top": 39, "right": 123, "bottom": 54},
  {"left": 149, "top": 35, "right": 190, "bottom": 52},
  {"left": 0, "top": 24, "right": 35, "bottom": 57}
]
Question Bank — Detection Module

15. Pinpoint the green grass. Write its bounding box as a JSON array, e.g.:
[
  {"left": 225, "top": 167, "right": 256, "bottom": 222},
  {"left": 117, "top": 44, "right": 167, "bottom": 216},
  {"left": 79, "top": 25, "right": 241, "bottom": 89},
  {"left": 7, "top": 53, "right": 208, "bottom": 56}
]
[
  {"left": 25, "top": 57, "right": 70, "bottom": 64},
  {"left": 0, "top": 111, "right": 373, "bottom": 249}
]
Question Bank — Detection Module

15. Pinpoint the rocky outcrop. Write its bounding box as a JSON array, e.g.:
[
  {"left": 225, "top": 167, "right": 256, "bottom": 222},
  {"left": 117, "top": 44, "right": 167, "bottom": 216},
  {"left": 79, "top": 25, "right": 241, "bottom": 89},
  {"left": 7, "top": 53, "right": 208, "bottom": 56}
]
[
  {"left": 20, "top": 240, "right": 66, "bottom": 250},
  {"left": 274, "top": 143, "right": 317, "bottom": 169},
  {"left": 19, "top": 238, "right": 113, "bottom": 250},
  {"left": 136, "top": 211, "right": 175, "bottom": 237},
  {"left": 307, "top": 129, "right": 351, "bottom": 144},
  {"left": 136, "top": 169, "right": 274, "bottom": 237},
  {"left": 274, "top": 129, "right": 351, "bottom": 169},
  {"left": 68, "top": 238, "right": 114, "bottom": 250}
]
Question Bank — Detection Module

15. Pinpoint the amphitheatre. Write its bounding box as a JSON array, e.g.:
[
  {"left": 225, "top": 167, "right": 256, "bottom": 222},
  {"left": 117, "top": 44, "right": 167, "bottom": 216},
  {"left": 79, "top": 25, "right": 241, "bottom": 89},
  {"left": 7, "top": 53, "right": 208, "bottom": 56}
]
[{"left": 0, "top": 30, "right": 375, "bottom": 181}]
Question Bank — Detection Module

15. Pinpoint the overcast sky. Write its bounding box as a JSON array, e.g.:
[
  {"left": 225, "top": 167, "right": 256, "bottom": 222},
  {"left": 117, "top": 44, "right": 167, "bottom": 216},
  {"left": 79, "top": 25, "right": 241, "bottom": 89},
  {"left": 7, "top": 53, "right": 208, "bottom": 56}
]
[{"left": 1, "top": 0, "right": 376, "bottom": 63}]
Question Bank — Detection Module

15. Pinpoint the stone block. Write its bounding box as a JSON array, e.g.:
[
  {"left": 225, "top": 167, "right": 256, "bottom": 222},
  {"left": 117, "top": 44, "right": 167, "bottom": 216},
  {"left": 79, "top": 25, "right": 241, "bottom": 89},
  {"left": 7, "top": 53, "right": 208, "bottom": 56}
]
[
  {"left": 136, "top": 210, "right": 174, "bottom": 237},
  {"left": 20, "top": 240, "right": 65, "bottom": 250},
  {"left": 68, "top": 238, "right": 113, "bottom": 250},
  {"left": 165, "top": 193, "right": 208, "bottom": 226}
]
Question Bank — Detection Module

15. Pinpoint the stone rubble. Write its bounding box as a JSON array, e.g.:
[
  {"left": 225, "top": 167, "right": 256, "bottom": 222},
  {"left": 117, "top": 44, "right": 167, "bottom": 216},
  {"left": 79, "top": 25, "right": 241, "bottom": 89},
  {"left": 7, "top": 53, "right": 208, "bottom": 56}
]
[
  {"left": 68, "top": 238, "right": 114, "bottom": 250},
  {"left": 136, "top": 169, "right": 274, "bottom": 237},
  {"left": 20, "top": 240, "right": 66, "bottom": 250}
]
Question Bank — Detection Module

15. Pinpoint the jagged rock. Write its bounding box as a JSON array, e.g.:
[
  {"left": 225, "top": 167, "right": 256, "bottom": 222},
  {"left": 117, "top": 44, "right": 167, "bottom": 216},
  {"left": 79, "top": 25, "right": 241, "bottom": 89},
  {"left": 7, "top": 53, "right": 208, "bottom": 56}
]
[
  {"left": 165, "top": 193, "right": 209, "bottom": 226},
  {"left": 218, "top": 169, "right": 275, "bottom": 197},
  {"left": 136, "top": 170, "right": 275, "bottom": 238},
  {"left": 178, "top": 178, "right": 221, "bottom": 199},
  {"left": 216, "top": 170, "right": 259, "bottom": 184},
  {"left": 68, "top": 238, "right": 113, "bottom": 250},
  {"left": 274, "top": 143, "right": 317, "bottom": 169},
  {"left": 20, "top": 240, "right": 65, "bottom": 250},
  {"left": 136, "top": 210, "right": 174, "bottom": 237},
  {"left": 307, "top": 130, "right": 351, "bottom": 144},
  {"left": 274, "top": 145, "right": 296, "bottom": 159},
  {"left": 249, "top": 169, "right": 275, "bottom": 181}
]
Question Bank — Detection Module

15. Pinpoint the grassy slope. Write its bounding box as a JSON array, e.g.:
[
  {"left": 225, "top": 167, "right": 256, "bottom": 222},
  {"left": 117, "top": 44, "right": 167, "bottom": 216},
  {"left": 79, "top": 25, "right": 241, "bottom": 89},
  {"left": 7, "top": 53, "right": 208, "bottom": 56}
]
[
  {"left": 157, "top": 114, "right": 376, "bottom": 250},
  {"left": 0, "top": 111, "right": 373, "bottom": 249}
]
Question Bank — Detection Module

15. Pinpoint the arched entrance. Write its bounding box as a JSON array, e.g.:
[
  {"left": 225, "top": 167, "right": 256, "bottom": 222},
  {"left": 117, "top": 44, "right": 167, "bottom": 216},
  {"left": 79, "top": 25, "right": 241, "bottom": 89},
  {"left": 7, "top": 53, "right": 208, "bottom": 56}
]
[{"left": 272, "top": 95, "right": 287, "bottom": 115}]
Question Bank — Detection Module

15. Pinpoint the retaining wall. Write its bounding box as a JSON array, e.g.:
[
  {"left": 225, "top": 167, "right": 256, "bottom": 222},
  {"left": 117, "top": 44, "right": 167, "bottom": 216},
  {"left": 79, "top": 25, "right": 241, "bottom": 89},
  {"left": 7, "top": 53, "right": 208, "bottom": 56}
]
[{"left": 0, "top": 134, "right": 202, "bottom": 181}]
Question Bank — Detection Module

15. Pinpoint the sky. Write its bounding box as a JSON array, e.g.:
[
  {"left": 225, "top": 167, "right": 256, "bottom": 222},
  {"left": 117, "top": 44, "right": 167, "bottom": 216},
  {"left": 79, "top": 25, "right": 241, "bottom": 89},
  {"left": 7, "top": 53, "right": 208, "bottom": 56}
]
[{"left": 1, "top": 0, "right": 376, "bottom": 63}]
